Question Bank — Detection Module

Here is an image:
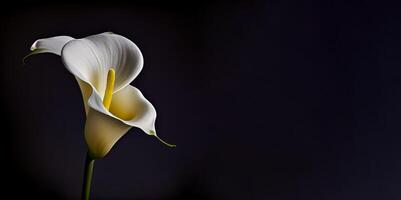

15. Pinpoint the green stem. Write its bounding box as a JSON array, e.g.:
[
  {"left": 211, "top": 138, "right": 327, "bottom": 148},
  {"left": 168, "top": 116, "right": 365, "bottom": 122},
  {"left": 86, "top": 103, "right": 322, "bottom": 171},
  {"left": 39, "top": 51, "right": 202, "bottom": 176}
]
[{"left": 81, "top": 153, "right": 95, "bottom": 200}]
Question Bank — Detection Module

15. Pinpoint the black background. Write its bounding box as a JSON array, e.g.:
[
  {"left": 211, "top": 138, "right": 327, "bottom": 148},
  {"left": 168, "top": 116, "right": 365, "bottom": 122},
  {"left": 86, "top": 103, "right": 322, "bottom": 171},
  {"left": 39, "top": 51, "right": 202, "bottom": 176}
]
[{"left": 2, "top": 0, "right": 401, "bottom": 199}]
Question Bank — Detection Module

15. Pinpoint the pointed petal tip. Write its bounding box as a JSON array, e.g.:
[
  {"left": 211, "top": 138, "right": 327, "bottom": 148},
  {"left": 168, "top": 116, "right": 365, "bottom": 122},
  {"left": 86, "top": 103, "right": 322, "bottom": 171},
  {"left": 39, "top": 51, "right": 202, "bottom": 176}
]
[
  {"left": 150, "top": 131, "right": 176, "bottom": 148},
  {"left": 30, "top": 40, "right": 38, "bottom": 51},
  {"left": 22, "top": 49, "right": 44, "bottom": 65}
]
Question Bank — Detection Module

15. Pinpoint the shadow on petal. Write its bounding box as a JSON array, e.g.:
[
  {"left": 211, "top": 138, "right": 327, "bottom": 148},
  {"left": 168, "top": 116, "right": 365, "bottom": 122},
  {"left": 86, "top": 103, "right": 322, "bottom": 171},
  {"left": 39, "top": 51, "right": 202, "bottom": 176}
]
[{"left": 85, "top": 109, "right": 131, "bottom": 159}]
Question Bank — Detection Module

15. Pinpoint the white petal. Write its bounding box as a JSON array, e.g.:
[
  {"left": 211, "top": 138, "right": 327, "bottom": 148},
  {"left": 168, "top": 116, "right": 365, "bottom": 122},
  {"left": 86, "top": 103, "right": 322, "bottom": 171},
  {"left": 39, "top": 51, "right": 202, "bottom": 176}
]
[
  {"left": 84, "top": 85, "right": 159, "bottom": 158},
  {"left": 76, "top": 78, "right": 92, "bottom": 115},
  {"left": 88, "top": 85, "right": 157, "bottom": 134},
  {"left": 84, "top": 108, "right": 131, "bottom": 159},
  {"left": 61, "top": 32, "right": 143, "bottom": 99},
  {"left": 30, "top": 36, "right": 74, "bottom": 55},
  {"left": 110, "top": 85, "right": 157, "bottom": 133}
]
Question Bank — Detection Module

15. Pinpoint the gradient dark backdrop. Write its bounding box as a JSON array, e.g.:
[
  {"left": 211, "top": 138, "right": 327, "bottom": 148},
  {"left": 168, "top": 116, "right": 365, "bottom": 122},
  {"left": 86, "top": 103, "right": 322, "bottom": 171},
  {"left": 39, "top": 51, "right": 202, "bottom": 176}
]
[{"left": 2, "top": 1, "right": 401, "bottom": 199}]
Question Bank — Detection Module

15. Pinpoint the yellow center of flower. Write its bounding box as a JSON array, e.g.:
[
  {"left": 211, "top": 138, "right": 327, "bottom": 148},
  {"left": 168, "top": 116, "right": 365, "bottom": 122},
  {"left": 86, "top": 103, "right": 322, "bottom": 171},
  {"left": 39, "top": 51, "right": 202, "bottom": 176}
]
[{"left": 103, "top": 68, "right": 115, "bottom": 110}]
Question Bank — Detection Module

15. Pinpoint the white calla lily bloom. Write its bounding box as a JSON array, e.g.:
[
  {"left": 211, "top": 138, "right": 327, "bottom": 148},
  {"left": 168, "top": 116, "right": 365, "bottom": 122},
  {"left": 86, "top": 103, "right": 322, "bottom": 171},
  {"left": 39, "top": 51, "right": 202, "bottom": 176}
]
[{"left": 29, "top": 32, "right": 174, "bottom": 159}]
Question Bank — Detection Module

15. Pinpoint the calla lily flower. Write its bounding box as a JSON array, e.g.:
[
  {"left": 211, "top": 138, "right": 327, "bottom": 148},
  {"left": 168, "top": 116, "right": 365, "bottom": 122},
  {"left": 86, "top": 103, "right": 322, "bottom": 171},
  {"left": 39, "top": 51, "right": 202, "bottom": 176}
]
[{"left": 28, "top": 32, "right": 174, "bottom": 159}]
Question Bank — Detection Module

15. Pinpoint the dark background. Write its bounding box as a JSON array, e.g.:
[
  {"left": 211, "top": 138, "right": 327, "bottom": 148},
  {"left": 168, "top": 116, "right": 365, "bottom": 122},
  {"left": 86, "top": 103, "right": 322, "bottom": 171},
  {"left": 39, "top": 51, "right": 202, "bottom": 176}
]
[{"left": 2, "top": 0, "right": 401, "bottom": 199}]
